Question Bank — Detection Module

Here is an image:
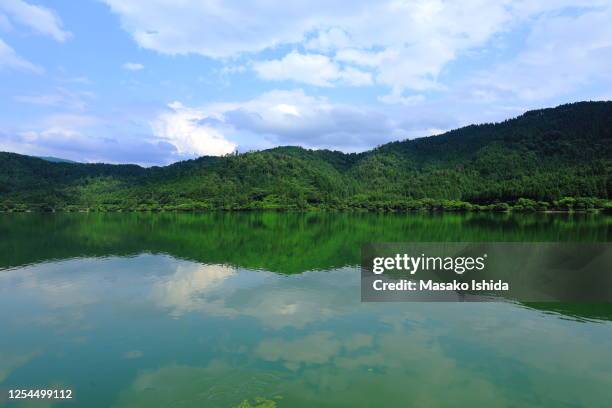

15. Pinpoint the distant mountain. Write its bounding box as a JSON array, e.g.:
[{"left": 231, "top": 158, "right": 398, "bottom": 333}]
[
  {"left": 37, "top": 156, "right": 78, "bottom": 164},
  {"left": 1, "top": 101, "right": 610, "bottom": 212}
]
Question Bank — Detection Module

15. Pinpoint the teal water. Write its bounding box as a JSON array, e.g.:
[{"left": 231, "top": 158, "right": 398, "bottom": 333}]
[{"left": 0, "top": 213, "right": 611, "bottom": 407}]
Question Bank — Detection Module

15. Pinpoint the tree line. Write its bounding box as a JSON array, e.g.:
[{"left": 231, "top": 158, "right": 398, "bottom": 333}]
[{"left": 1, "top": 101, "right": 610, "bottom": 213}]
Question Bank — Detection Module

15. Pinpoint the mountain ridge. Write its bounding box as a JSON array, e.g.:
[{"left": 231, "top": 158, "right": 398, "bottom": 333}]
[{"left": 1, "top": 101, "right": 610, "bottom": 212}]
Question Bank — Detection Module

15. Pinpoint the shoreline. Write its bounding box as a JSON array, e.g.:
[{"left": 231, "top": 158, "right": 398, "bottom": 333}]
[{"left": 0, "top": 208, "right": 608, "bottom": 214}]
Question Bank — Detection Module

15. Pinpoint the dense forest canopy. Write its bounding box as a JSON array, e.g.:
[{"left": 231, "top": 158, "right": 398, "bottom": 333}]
[{"left": 1, "top": 101, "right": 610, "bottom": 212}]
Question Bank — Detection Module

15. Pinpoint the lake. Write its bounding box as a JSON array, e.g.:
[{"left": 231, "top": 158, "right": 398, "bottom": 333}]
[{"left": 1, "top": 212, "right": 611, "bottom": 407}]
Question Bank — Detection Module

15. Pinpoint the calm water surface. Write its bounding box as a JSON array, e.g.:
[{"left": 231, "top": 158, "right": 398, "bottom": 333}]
[{"left": 0, "top": 212, "right": 611, "bottom": 407}]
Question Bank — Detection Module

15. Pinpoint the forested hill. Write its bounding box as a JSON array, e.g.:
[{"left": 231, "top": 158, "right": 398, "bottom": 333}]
[{"left": 1, "top": 101, "right": 610, "bottom": 212}]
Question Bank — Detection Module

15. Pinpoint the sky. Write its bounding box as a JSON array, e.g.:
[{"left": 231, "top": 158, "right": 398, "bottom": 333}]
[{"left": 0, "top": 0, "right": 611, "bottom": 166}]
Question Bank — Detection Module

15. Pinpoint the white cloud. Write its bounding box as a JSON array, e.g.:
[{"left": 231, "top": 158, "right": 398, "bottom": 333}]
[
  {"left": 5, "top": 1, "right": 610, "bottom": 164},
  {"left": 0, "top": 37, "right": 40, "bottom": 72},
  {"left": 470, "top": 6, "right": 612, "bottom": 101},
  {"left": 255, "top": 331, "right": 342, "bottom": 370},
  {"left": 101, "top": 0, "right": 612, "bottom": 102},
  {"left": 220, "top": 64, "right": 246, "bottom": 74},
  {"left": 0, "top": 1, "right": 68, "bottom": 75},
  {"left": 163, "top": 89, "right": 423, "bottom": 152},
  {"left": 254, "top": 52, "right": 336, "bottom": 87},
  {"left": 378, "top": 93, "right": 426, "bottom": 106},
  {"left": 122, "top": 62, "right": 144, "bottom": 71},
  {"left": 0, "top": 0, "right": 70, "bottom": 41},
  {"left": 152, "top": 264, "right": 236, "bottom": 316},
  {"left": 101, "top": 0, "right": 318, "bottom": 58},
  {"left": 43, "top": 113, "right": 101, "bottom": 128},
  {"left": 15, "top": 88, "right": 93, "bottom": 110},
  {"left": 147, "top": 262, "right": 360, "bottom": 329},
  {"left": 5, "top": 87, "right": 460, "bottom": 163},
  {"left": 152, "top": 101, "right": 237, "bottom": 157},
  {"left": 10, "top": 114, "right": 103, "bottom": 154},
  {"left": 219, "top": 90, "right": 394, "bottom": 147},
  {"left": 1, "top": 112, "right": 179, "bottom": 166},
  {"left": 305, "top": 27, "right": 352, "bottom": 52},
  {"left": 335, "top": 48, "right": 390, "bottom": 68},
  {"left": 253, "top": 51, "right": 372, "bottom": 87},
  {"left": 339, "top": 66, "right": 373, "bottom": 86}
]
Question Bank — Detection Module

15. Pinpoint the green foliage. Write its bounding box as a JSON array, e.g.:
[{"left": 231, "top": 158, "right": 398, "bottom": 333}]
[
  {"left": 514, "top": 198, "right": 537, "bottom": 212},
  {"left": 1, "top": 212, "right": 609, "bottom": 273},
  {"left": 1, "top": 101, "right": 610, "bottom": 212}
]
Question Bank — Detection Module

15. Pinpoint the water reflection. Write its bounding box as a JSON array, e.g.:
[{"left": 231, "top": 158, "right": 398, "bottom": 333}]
[
  {"left": 1, "top": 255, "right": 612, "bottom": 407},
  {"left": 152, "top": 263, "right": 236, "bottom": 317},
  {"left": 1, "top": 212, "right": 609, "bottom": 272},
  {"left": 113, "top": 361, "right": 286, "bottom": 408},
  {"left": 0, "top": 212, "right": 611, "bottom": 407}
]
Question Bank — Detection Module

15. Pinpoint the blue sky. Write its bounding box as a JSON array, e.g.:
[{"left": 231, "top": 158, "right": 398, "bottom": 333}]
[{"left": 0, "top": 0, "right": 611, "bottom": 166}]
